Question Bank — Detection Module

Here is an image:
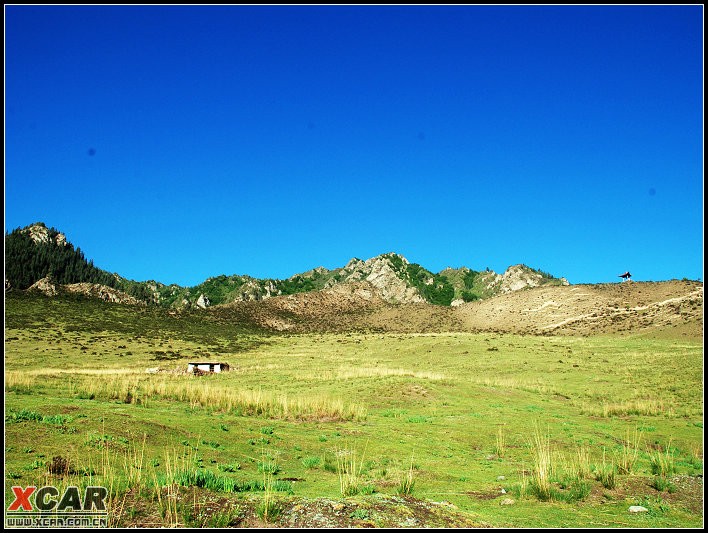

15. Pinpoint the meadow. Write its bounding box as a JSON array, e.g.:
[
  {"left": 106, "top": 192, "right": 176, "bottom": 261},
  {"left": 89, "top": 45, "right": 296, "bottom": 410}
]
[{"left": 4, "top": 292, "right": 704, "bottom": 527}]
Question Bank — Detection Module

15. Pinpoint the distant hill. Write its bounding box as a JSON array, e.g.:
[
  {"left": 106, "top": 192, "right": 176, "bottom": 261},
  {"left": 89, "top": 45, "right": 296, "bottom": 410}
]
[
  {"left": 5, "top": 222, "right": 113, "bottom": 289},
  {"left": 4, "top": 222, "right": 568, "bottom": 308},
  {"left": 4, "top": 223, "right": 154, "bottom": 302}
]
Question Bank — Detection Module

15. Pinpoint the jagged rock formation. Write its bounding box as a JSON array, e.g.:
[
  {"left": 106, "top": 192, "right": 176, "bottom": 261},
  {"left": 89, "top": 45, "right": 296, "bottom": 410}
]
[
  {"left": 499, "top": 264, "right": 560, "bottom": 294},
  {"left": 336, "top": 254, "right": 426, "bottom": 304},
  {"left": 64, "top": 283, "right": 144, "bottom": 305},
  {"left": 196, "top": 293, "right": 210, "bottom": 309},
  {"left": 28, "top": 276, "right": 59, "bottom": 296},
  {"left": 27, "top": 275, "right": 143, "bottom": 304},
  {"left": 24, "top": 223, "right": 68, "bottom": 247}
]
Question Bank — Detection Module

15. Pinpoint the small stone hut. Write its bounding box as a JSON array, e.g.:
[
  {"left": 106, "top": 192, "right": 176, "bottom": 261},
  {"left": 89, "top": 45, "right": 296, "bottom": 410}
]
[{"left": 187, "top": 362, "right": 230, "bottom": 374}]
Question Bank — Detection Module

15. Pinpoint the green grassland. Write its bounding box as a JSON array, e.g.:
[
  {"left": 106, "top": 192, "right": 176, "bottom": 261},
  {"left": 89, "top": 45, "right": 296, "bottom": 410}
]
[{"left": 4, "top": 292, "right": 703, "bottom": 527}]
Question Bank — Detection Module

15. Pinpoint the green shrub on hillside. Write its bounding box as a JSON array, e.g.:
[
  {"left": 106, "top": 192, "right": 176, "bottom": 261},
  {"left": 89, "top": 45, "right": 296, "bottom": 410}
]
[
  {"left": 384, "top": 254, "right": 455, "bottom": 306},
  {"left": 461, "top": 291, "right": 479, "bottom": 302}
]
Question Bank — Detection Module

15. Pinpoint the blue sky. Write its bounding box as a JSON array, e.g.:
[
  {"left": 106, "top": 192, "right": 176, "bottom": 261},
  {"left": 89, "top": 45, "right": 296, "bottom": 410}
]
[{"left": 5, "top": 5, "right": 703, "bottom": 286}]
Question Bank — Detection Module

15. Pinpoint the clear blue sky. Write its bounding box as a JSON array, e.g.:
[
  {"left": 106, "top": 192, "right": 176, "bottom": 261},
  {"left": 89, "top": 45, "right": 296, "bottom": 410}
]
[{"left": 5, "top": 5, "right": 703, "bottom": 286}]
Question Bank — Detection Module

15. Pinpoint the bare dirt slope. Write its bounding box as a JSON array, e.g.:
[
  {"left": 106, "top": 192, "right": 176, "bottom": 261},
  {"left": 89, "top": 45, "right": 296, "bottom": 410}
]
[
  {"left": 455, "top": 280, "right": 703, "bottom": 338},
  {"left": 215, "top": 280, "right": 703, "bottom": 338}
]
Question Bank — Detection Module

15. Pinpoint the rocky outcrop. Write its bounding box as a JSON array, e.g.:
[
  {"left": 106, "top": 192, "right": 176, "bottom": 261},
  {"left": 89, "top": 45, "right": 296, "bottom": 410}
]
[
  {"left": 499, "top": 265, "right": 545, "bottom": 293},
  {"left": 263, "top": 280, "right": 279, "bottom": 298},
  {"left": 477, "top": 271, "right": 503, "bottom": 295},
  {"left": 28, "top": 277, "right": 143, "bottom": 305},
  {"left": 28, "top": 276, "right": 58, "bottom": 296},
  {"left": 337, "top": 254, "right": 425, "bottom": 304},
  {"left": 301, "top": 266, "right": 329, "bottom": 277},
  {"left": 470, "top": 265, "right": 567, "bottom": 298},
  {"left": 64, "top": 283, "right": 144, "bottom": 305},
  {"left": 239, "top": 279, "right": 268, "bottom": 301},
  {"left": 363, "top": 256, "right": 425, "bottom": 304},
  {"left": 23, "top": 223, "right": 67, "bottom": 247},
  {"left": 196, "top": 293, "right": 210, "bottom": 309}
]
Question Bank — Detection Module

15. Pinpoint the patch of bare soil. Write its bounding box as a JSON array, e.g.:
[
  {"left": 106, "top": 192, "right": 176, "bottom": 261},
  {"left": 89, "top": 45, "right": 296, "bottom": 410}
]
[{"left": 455, "top": 280, "right": 703, "bottom": 338}]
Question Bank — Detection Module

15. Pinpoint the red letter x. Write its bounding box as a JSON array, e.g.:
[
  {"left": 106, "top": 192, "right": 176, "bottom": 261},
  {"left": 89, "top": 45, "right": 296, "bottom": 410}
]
[{"left": 8, "top": 486, "right": 36, "bottom": 511}]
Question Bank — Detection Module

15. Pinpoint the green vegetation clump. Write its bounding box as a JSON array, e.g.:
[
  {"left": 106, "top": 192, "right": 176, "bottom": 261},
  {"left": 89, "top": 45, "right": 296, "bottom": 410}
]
[
  {"left": 384, "top": 253, "right": 455, "bottom": 305},
  {"left": 302, "top": 456, "right": 321, "bottom": 469},
  {"left": 437, "top": 267, "right": 482, "bottom": 302},
  {"left": 277, "top": 275, "right": 318, "bottom": 295},
  {"left": 460, "top": 291, "right": 479, "bottom": 302},
  {"left": 526, "top": 265, "right": 557, "bottom": 280},
  {"left": 5, "top": 409, "right": 43, "bottom": 423}
]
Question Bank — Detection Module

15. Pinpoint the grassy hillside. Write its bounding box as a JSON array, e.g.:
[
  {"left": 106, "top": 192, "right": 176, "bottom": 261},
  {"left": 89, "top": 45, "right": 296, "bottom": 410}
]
[{"left": 4, "top": 291, "right": 703, "bottom": 527}]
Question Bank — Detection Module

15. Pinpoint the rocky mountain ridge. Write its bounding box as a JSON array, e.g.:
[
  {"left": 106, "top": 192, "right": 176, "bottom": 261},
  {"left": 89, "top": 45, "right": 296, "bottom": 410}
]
[
  {"left": 6, "top": 222, "right": 568, "bottom": 309},
  {"left": 28, "top": 275, "right": 145, "bottom": 305}
]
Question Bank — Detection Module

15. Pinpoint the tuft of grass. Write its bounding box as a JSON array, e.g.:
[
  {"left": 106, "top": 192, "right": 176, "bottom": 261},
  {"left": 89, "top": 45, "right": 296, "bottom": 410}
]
[
  {"left": 495, "top": 426, "right": 506, "bottom": 458},
  {"left": 257, "top": 450, "right": 282, "bottom": 523},
  {"left": 615, "top": 427, "right": 641, "bottom": 475},
  {"left": 594, "top": 449, "right": 616, "bottom": 490},
  {"left": 255, "top": 498, "right": 282, "bottom": 523},
  {"left": 24, "top": 459, "right": 46, "bottom": 471},
  {"left": 591, "top": 399, "right": 669, "bottom": 418},
  {"left": 529, "top": 427, "right": 552, "bottom": 501},
  {"left": 359, "top": 484, "right": 376, "bottom": 495},
  {"left": 323, "top": 453, "right": 337, "bottom": 473},
  {"left": 686, "top": 446, "right": 703, "bottom": 472},
  {"left": 649, "top": 441, "right": 677, "bottom": 477},
  {"left": 652, "top": 476, "right": 676, "bottom": 493},
  {"left": 397, "top": 455, "right": 416, "bottom": 496},
  {"left": 152, "top": 447, "right": 274, "bottom": 495},
  {"left": 551, "top": 479, "right": 592, "bottom": 503},
  {"left": 217, "top": 463, "right": 240, "bottom": 473},
  {"left": 85, "top": 433, "right": 120, "bottom": 450},
  {"left": 301, "top": 456, "right": 321, "bottom": 469},
  {"left": 41, "top": 414, "right": 75, "bottom": 425},
  {"left": 153, "top": 479, "right": 179, "bottom": 526},
  {"left": 207, "top": 506, "right": 243, "bottom": 527},
  {"left": 257, "top": 460, "right": 280, "bottom": 475},
  {"left": 574, "top": 445, "right": 592, "bottom": 480},
  {"left": 336, "top": 445, "right": 367, "bottom": 497}
]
